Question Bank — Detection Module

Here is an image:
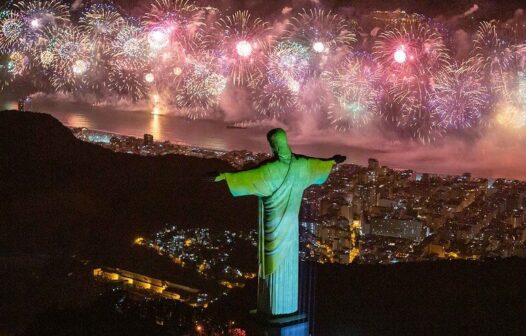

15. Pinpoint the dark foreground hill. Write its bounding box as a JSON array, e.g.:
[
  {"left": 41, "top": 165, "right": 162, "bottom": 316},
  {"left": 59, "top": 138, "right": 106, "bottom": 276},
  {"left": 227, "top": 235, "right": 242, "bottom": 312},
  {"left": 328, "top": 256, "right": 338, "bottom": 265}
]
[
  {"left": 0, "top": 110, "right": 259, "bottom": 333},
  {"left": 211, "top": 258, "right": 526, "bottom": 336},
  {"left": 0, "top": 110, "right": 257, "bottom": 257}
]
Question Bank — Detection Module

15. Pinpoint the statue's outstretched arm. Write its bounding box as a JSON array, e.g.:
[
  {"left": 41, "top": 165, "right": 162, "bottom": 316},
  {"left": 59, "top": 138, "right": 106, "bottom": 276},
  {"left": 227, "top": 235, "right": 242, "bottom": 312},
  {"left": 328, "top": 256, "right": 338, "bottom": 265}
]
[
  {"left": 211, "top": 165, "right": 272, "bottom": 197},
  {"left": 311, "top": 154, "right": 346, "bottom": 163},
  {"left": 204, "top": 171, "right": 225, "bottom": 182},
  {"left": 301, "top": 154, "right": 346, "bottom": 164},
  {"left": 331, "top": 155, "right": 347, "bottom": 163},
  {"left": 305, "top": 155, "right": 345, "bottom": 186},
  {"left": 214, "top": 172, "right": 226, "bottom": 182}
]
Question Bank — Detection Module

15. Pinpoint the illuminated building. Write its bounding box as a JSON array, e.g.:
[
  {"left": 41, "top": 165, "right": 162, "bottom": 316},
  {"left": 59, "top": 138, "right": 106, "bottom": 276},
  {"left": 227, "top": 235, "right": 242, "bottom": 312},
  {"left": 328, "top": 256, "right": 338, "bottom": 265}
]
[
  {"left": 93, "top": 267, "right": 204, "bottom": 305},
  {"left": 349, "top": 217, "right": 361, "bottom": 263},
  {"left": 339, "top": 204, "right": 352, "bottom": 222},
  {"left": 368, "top": 158, "right": 379, "bottom": 171},
  {"left": 377, "top": 198, "right": 395, "bottom": 208},
  {"left": 144, "top": 133, "right": 154, "bottom": 146},
  {"left": 508, "top": 193, "right": 524, "bottom": 211},
  {"left": 510, "top": 210, "right": 524, "bottom": 228},
  {"left": 17, "top": 99, "right": 25, "bottom": 112},
  {"left": 301, "top": 221, "right": 319, "bottom": 236},
  {"left": 421, "top": 243, "right": 446, "bottom": 259},
  {"left": 219, "top": 280, "right": 245, "bottom": 289},
  {"left": 369, "top": 217, "right": 424, "bottom": 241}
]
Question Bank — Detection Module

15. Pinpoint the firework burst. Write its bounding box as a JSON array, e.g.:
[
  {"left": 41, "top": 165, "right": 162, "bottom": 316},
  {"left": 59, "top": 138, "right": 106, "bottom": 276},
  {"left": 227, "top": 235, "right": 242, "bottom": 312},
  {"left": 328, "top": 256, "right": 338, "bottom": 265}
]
[
  {"left": 373, "top": 21, "right": 450, "bottom": 142},
  {"left": 175, "top": 52, "right": 227, "bottom": 119},
  {"left": 108, "top": 59, "right": 149, "bottom": 101},
  {"left": 0, "top": 10, "right": 23, "bottom": 53},
  {"left": 471, "top": 22, "right": 524, "bottom": 75},
  {"left": 8, "top": 50, "right": 30, "bottom": 76},
  {"left": 287, "top": 8, "right": 356, "bottom": 54},
  {"left": 388, "top": 76, "right": 432, "bottom": 138},
  {"left": 209, "top": 10, "right": 270, "bottom": 85},
  {"left": 322, "top": 55, "right": 381, "bottom": 130},
  {"left": 76, "top": 4, "right": 125, "bottom": 93},
  {"left": 13, "top": 0, "right": 70, "bottom": 51},
  {"left": 373, "top": 21, "right": 450, "bottom": 79},
  {"left": 469, "top": 21, "right": 526, "bottom": 104},
  {"left": 143, "top": 0, "right": 204, "bottom": 52},
  {"left": 79, "top": 3, "right": 124, "bottom": 47},
  {"left": 389, "top": 77, "right": 446, "bottom": 142},
  {"left": 251, "top": 77, "right": 298, "bottom": 119},
  {"left": 112, "top": 23, "right": 149, "bottom": 63},
  {"left": 266, "top": 41, "right": 311, "bottom": 91},
  {"left": 43, "top": 25, "right": 91, "bottom": 92},
  {"left": 431, "top": 62, "right": 488, "bottom": 129}
]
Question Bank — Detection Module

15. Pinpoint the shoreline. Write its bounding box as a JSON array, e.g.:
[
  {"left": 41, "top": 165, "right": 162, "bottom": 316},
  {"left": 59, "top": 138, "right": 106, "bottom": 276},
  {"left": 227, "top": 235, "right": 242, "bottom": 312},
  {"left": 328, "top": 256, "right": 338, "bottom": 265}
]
[
  {"left": 13, "top": 109, "right": 525, "bottom": 182},
  {"left": 69, "top": 126, "right": 233, "bottom": 156},
  {"left": 74, "top": 126, "right": 510, "bottom": 183}
]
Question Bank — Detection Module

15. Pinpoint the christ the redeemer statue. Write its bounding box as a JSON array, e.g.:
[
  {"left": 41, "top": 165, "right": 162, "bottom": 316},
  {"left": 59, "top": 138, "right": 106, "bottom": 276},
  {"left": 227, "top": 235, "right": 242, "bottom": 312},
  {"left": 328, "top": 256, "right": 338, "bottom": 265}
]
[{"left": 214, "top": 128, "right": 346, "bottom": 316}]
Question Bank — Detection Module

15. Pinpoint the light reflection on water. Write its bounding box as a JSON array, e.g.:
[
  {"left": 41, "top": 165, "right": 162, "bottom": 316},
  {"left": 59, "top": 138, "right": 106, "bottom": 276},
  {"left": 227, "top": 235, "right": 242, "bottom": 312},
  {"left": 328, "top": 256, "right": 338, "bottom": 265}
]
[
  {"left": 66, "top": 113, "right": 94, "bottom": 129},
  {"left": 35, "top": 100, "right": 269, "bottom": 153},
  {"left": 14, "top": 99, "right": 387, "bottom": 168},
  {"left": 3, "top": 98, "right": 524, "bottom": 180},
  {"left": 150, "top": 114, "right": 162, "bottom": 142}
]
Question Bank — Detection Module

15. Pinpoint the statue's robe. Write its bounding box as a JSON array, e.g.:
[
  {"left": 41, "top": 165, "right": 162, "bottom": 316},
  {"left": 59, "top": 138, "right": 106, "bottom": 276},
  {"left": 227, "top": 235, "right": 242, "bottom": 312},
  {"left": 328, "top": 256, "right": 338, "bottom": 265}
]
[{"left": 223, "top": 155, "right": 334, "bottom": 315}]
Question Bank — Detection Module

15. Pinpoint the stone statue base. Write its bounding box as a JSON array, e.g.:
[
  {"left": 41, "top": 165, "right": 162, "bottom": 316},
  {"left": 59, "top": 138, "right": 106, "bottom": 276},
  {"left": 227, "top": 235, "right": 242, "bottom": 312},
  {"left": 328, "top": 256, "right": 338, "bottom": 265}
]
[{"left": 249, "top": 310, "right": 309, "bottom": 336}]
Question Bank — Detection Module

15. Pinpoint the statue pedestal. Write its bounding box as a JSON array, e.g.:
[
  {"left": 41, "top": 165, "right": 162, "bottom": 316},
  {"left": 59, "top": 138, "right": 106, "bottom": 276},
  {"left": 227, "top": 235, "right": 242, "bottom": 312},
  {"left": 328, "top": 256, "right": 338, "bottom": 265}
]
[{"left": 249, "top": 310, "right": 309, "bottom": 336}]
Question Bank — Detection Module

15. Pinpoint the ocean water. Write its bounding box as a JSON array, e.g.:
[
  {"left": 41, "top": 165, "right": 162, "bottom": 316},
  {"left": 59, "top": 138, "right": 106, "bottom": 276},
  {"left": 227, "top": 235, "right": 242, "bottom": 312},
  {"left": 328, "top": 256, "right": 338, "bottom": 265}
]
[{"left": 4, "top": 97, "right": 525, "bottom": 180}]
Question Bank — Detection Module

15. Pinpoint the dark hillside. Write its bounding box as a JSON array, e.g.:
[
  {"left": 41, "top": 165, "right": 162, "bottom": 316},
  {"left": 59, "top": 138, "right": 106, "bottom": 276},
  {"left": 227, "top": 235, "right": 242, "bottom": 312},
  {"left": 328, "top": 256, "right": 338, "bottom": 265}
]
[
  {"left": 213, "top": 259, "right": 526, "bottom": 335},
  {"left": 0, "top": 110, "right": 257, "bottom": 259}
]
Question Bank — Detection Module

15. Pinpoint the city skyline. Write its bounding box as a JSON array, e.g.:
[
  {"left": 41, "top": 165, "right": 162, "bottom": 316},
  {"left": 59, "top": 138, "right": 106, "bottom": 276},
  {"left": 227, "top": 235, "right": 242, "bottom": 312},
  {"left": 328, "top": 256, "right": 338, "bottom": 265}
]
[
  {"left": 73, "top": 126, "right": 526, "bottom": 265},
  {"left": 38, "top": 103, "right": 526, "bottom": 181}
]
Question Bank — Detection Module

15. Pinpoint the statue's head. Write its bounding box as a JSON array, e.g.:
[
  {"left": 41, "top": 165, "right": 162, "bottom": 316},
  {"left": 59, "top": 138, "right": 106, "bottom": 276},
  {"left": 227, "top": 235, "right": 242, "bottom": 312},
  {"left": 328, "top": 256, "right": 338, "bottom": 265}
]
[{"left": 267, "top": 128, "right": 292, "bottom": 161}]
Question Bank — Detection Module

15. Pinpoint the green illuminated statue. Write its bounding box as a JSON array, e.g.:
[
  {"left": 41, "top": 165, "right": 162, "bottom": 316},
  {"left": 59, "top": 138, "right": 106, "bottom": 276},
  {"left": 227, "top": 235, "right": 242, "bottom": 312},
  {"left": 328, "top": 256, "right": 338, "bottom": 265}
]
[{"left": 214, "top": 128, "right": 345, "bottom": 316}]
